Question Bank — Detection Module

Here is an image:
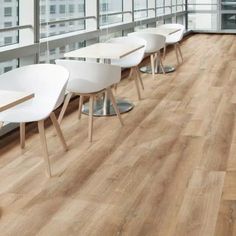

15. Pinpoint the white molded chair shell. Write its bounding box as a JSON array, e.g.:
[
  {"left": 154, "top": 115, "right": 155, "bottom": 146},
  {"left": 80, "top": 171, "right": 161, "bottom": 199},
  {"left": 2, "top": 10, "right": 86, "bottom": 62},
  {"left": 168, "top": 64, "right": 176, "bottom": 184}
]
[
  {"left": 107, "top": 36, "right": 146, "bottom": 68},
  {"left": 128, "top": 32, "right": 166, "bottom": 54},
  {"left": 161, "top": 24, "right": 185, "bottom": 44},
  {"left": 0, "top": 64, "right": 69, "bottom": 123},
  {"left": 55, "top": 60, "right": 121, "bottom": 94}
]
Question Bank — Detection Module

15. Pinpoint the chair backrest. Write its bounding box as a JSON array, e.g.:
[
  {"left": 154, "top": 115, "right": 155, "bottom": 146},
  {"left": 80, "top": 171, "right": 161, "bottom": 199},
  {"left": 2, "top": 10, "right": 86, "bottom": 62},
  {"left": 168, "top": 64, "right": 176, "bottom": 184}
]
[
  {"left": 107, "top": 36, "right": 146, "bottom": 67},
  {"left": 161, "top": 23, "right": 185, "bottom": 42},
  {"left": 55, "top": 60, "right": 121, "bottom": 91},
  {"left": 128, "top": 32, "right": 166, "bottom": 54},
  {"left": 0, "top": 64, "right": 69, "bottom": 110}
]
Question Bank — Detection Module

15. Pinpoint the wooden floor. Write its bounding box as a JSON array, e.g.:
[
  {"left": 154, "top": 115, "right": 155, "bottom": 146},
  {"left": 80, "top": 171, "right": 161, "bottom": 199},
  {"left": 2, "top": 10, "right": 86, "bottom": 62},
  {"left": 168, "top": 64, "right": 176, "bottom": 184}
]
[{"left": 1, "top": 34, "right": 236, "bottom": 236}]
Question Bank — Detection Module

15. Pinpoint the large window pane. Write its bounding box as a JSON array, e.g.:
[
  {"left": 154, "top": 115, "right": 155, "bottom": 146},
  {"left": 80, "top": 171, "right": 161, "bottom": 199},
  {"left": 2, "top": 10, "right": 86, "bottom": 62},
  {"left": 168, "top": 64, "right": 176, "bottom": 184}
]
[
  {"left": 40, "top": 0, "right": 85, "bottom": 39},
  {"left": 0, "top": 0, "right": 19, "bottom": 47},
  {"left": 221, "top": 0, "right": 236, "bottom": 10},
  {"left": 156, "top": 0, "right": 164, "bottom": 16},
  {"left": 99, "top": 0, "right": 123, "bottom": 26},
  {"left": 188, "top": 13, "right": 217, "bottom": 30},
  {"left": 134, "top": 0, "right": 148, "bottom": 19},
  {"left": 0, "top": 59, "right": 18, "bottom": 75},
  {"left": 222, "top": 14, "right": 236, "bottom": 29}
]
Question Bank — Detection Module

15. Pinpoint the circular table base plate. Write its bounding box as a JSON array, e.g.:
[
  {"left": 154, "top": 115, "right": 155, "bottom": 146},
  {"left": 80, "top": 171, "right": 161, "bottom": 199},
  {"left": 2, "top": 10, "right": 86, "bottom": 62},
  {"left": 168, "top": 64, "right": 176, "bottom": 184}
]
[
  {"left": 140, "top": 65, "right": 175, "bottom": 74},
  {"left": 82, "top": 98, "right": 134, "bottom": 117}
]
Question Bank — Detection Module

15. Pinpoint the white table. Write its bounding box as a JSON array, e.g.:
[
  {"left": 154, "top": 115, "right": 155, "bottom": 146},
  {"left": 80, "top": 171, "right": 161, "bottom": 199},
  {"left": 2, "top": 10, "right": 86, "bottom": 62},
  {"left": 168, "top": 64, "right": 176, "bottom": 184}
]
[
  {"left": 138, "top": 26, "right": 181, "bottom": 74},
  {"left": 0, "top": 90, "right": 34, "bottom": 112},
  {"left": 137, "top": 27, "right": 180, "bottom": 37},
  {"left": 64, "top": 43, "right": 144, "bottom": 62},
  {"left": 64, "top": 42, "right": 145, "bottom": 116}
]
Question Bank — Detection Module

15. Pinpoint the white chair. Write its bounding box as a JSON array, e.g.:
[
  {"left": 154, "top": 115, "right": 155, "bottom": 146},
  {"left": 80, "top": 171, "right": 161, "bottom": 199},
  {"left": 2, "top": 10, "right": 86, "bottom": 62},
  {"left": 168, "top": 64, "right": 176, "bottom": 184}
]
[
  {"left": 162, "top": 24, "right": 185, "bottom": 64},
  {"left": 55, "top": 60, "right": 123, "bottom": 142},
  {"left": 128, "top": 32, "right": 166, "bottom": 78},
  {"left": 0, "top": 64, "right": 69, "bottom": 177},
  {"left": 107, "top": 36, "right": 146, "bottom": 100}
]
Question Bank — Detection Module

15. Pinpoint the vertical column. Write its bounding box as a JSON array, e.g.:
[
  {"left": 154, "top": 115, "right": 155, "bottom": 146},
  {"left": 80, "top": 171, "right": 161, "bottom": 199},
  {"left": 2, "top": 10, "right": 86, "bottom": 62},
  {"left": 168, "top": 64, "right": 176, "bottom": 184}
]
[
  {"left": 19, "top": 0, "right": 36, "bottom": 66},
  {"left": 185, "top": 0, "right": 188, "bottom": 30},
  {"left": 86, "top": 0, "right": 98, "bottom": 31},
  {"left": 123, "top": 0, "right": 133, "bottom": 23},
  {"left": 148, "top": 0, "right": 156, "bottom": 18},
  {"left": 19, "top": 0, "right": 34, "bottom": 46}
]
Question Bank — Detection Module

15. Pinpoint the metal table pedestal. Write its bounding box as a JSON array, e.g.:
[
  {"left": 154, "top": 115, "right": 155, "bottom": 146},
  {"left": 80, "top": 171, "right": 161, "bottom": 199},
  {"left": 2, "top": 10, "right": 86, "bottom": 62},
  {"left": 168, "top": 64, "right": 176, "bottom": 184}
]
[
  {"left": 82, "top": 94, "right": 134, "bottom": 117},
  {"left": 140, "top": 65, "right": 175, "bottom": 74}
]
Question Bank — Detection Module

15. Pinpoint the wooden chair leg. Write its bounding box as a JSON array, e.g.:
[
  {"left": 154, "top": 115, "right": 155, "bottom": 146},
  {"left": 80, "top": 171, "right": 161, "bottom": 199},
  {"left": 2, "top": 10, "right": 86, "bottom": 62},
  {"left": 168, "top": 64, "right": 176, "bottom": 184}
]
[
  {"left": 163, "top": 45, "right": 166, "bottom": 59},
  {"left": 135, "top": 66, "right": 144, "bottom": 90},
  {"left": 58, "top": 92, "right": 73, "bottom": 124},
  {"left": 0, "top": 122, "right": 3, "bottom": 129},
  {"left": 177, "top": 43, "right": 183, "bottom": 62},
  {"left": 150, "top": 54, "right": 155, "bottom": 78},
  {"left": 175, "top": 44, "right": 180, "bottom": 65},
  {"left": 20, "top": 122, "right": 25, "bottom": 149},
  {"left": 113, "top": 84, "right": 118, "bottom": 93},
  {"left": 78, "top": 95, "right": 84, "bottom": 119},
  {"left": 107, "top": 87, "right": 124, "bottom": 126},
  {"left": 158, "top": 52, "right": 166, "bottom": 74},
  {"left": 50, "top": 112, "right": 68, "bottom": 152},
  {"left": 134, "top": 75, "right": 141, "bottom": 100},
  {"left": 38, "top": 120, "right": 51, "bottom": 177},
  {"left": 128, "top": 68, "right": 133, "bottom": 80},
  {"left": 88, "top": 95, "right": 94, "bottom": 142}
]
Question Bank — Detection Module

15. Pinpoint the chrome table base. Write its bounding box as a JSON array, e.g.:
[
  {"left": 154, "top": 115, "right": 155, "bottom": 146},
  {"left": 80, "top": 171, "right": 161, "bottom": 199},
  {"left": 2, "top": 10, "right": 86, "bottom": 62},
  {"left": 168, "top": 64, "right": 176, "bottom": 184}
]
[
  {"left": 82, "top": 97, "right": 134, "bottom": 117},
  {"left": 140, "top": 65, "right": 175, "bottom": 74}
]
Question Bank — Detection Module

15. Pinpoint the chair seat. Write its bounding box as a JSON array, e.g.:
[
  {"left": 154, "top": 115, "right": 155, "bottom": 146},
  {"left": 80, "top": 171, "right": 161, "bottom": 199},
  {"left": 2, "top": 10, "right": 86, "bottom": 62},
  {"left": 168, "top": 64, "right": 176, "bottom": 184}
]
[
  {"left": 67, "top": 79, "right": 105, "bottom": 94},
  {"left": 0, "top": 99, "right": 53, "bottom": 123},
  {"left": 111, "top": 60, "right": 137, "bottom": 69},
  {"left": 165, "top": 37, "right": 179, "bottom": 44}
]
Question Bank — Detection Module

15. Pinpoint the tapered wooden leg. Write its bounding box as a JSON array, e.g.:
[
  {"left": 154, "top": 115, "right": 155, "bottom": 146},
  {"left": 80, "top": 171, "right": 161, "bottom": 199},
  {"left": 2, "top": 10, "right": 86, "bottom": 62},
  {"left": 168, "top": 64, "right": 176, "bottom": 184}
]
[
  {"left": 134, "top": 70, "right": 141, "bottom": 100},
  {"left": 38, "top": 120, "right": 51, "bottom": 177},
  {"left": 50, "top": 112, "right": 68, "bottom": 151},
  {"left": 134, "top": 74, "right": 141, "bottom": 100},
  {"left": 58, "top": 92, "right": 73, "bottom": 124},
  {"left": 154, "top": 52, "right": 158, "bottom": 71},
  {"left": 135, "top": 66, "right": 144, "bottom": 90},
  {"left": 20, "top": 122, "right": 25, "bottom": 149},
  {"left": 177, "top": 43, "right": 183, "bottom": 62},
  {"left": 88, "top": 95, "right": 94, "bottom": 142},
  {"left": 158, "top": 52, "right": 166, "bottom": 74},
  {"left": 113, "top": 84, "right": 118, "bottom": 93},
  {"left": 128, "top": 68, "right": 133, "bottom": 80},
  {"left": 175, "top": 44, "right": 180, "bottom": 65},
  {"left": 150, "top": 54, "right": 155, "bottom": 78},
  {"left": 78, "top": 95, "right": 84, "bottom": 119},
  {"left": 163, "top": 45, "right": 166, "bottom": 59},
  {"left": 107, "top": 87, "right": 124, "bottom": 126}
]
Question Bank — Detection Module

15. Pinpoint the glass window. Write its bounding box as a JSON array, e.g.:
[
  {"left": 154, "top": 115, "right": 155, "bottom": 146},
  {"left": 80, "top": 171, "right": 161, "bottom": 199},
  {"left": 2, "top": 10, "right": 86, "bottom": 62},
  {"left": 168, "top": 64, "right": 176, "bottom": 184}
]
[
  {"left": 134, "top": 0, "right": 148, "bottom": 19},
  {"left": 0, "top": 0, "right": 18, "bottom": 47},
  {"left": 59, "top": 5, "right": 66, "bottom": 14},
  {"left": 4, "top": 22, "right": 12, "bottom": 27},
  {"left": 222, "top": 14, "right": 236, "bottom": 29},
  {"left": 4, "top": 7, "right": 12, "bottom": 16},
  {"left": 99, "top": 0, "right": 123, "bottom": 26},
  {"left": 69, "top": 4, "right": 74, "bottom": 13},
  {"left": 40, "top": 0, "right": 85, "bottom": 39},
  {"left": 156, "top": 0, "right": 164, "bottom": 16},
  {"left": 4, "top": 36, "right": 12, "bottom": 45},
  {"left": 50, "top": 5, "right": 56, "bottom": 14},
  {"left": 222, "top": 0, "right": 236, "bottom": 10},
  {"left": 0, "top": 60, "right": 18, "bottom": 75},
  {"left": 188, "top": 13, "right": 217, "bottom": 30}
]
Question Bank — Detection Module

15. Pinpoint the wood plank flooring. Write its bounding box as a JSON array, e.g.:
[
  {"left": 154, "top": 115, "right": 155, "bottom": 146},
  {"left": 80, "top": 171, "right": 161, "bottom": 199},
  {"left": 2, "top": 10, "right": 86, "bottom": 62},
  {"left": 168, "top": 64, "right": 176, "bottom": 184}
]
[{"left": 1, "top": 33, "right": 236, "bottom": 236}]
